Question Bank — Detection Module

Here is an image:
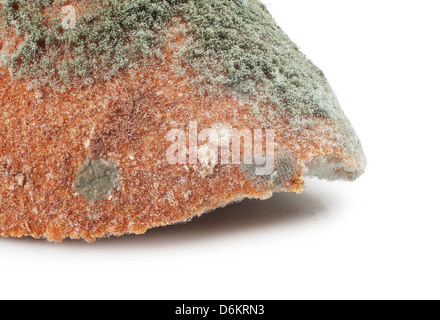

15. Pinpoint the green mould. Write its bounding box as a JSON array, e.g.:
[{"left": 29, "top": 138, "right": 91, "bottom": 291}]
[
  {"left": 180, "top": 0, "right": 337, "bottom": 118},
  {"left": 2, "top": 0, "right": 335, "bottom": 117},
  {"left": 74, "top": 157, "right": 119, "bottom": 202},
  {"left": 1, "top": 0, "right": 181, "bottom": 88}
]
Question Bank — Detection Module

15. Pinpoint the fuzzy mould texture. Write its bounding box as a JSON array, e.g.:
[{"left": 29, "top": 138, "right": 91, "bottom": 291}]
[{"left": 0, "top": 0, "right": 366, "bottom": 242}]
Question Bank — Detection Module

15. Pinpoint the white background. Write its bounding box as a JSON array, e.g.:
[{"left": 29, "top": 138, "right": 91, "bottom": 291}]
[{"left": 1, "top": 0, "right": 439, "bottom": 300}]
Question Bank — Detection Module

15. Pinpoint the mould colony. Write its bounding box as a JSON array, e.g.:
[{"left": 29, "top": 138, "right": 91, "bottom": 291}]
[
  {"left": 74, "top": 158, "right": 119, "bottom": 202},
  {"left": 2, "top": 0, "right": 338, "bottom": 117}
]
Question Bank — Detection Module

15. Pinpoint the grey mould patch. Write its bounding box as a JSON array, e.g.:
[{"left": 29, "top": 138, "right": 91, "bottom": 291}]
[
  {"left": 268, "top": 158, "right": 297, "bottom": 187},
  {"left": 241, "top": 154, "right": 297, "bottom": 189},
  {"left": 305, "top": 154, "right": 366, "bottom": 182},
  {"left": 74, "top": 157, "right": 119, "bottom": 202}
]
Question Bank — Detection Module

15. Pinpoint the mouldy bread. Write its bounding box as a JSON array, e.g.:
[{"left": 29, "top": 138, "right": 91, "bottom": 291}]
[{"left": 0, "top": 0, "right": 366, "bottom": 242}]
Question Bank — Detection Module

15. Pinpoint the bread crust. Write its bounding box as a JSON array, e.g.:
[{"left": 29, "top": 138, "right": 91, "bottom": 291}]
[{"left": 0, "top": 1, "right": 365, "bottom": 242}]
